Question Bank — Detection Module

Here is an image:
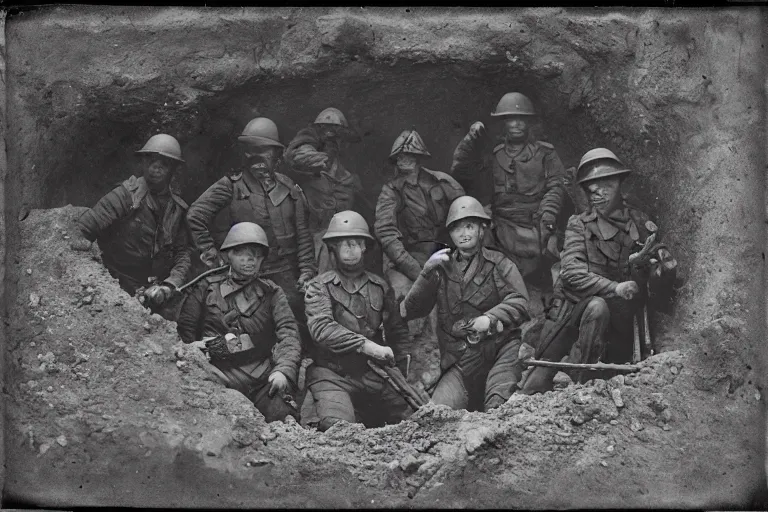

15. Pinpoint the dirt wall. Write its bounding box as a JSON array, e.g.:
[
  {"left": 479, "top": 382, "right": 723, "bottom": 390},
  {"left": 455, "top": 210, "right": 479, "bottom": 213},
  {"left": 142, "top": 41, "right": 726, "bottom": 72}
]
[{"left": 2, "top": 6, "right": 766, "bottom": 508}]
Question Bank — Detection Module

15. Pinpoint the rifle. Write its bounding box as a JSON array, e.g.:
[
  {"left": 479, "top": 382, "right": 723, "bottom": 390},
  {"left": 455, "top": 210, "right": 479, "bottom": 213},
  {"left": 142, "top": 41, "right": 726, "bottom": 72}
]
[
  {"left": 522, "top": 358, "right": 641, "bottom": 373},
  {"left": 367, "top": 360, "right": 430, "bottom": 411}
]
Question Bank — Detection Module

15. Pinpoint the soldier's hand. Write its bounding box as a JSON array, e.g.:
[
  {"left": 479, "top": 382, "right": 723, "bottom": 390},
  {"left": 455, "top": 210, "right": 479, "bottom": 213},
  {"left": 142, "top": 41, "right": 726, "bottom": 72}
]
[
  {"left": 268, "top": 371, "right": 289, "bottom": 398},
  {"left": 311, "top": 153, "right": 330, "bottom": 169},
  {"left": 469, "top": 121, "right": 486, "bottom": 139},
  {"left": 361, "top": 340, "right": 395, "bottom": 365},
  {"left": 190, "top": 340, "right": 208, "bottom": 350},
  {"left": 201, "top": 249, "right": 223, "bottom": 268},
  {"left": 297, "top": 272, "right": 314, "bottom": 292},
  {"left": 615, "top": 281, "right": 639, "bottom": 301},
  {"left": 70, "top": 238, "right": 93, "bottom": 252},
  {"left": 470, "top": 315, "right": 492, "bottom": 333},
  {"left": 144, "top": 284, "right": 173, "bottom": 306},
  {"left": 423, "top": 248, "right": 451, "bottom": 274}
]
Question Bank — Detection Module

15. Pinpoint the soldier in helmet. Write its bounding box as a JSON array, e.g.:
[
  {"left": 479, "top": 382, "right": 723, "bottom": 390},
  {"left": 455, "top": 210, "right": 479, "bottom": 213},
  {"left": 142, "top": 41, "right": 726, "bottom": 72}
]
[
  {"left": 303, "top": 211, "right": 413, "bottom": 431},
  {"left": 177, "top": 222, "right": 301, "bottom": 423},
  {"left": 451, "top": 92, "right": 568, "bottom": 311},
  {"left": 374, "top": 129, "right": 465, "bottom": 346},
  {"left": 186, "top": 117, "right": 316, "bottom": 332},
  {"left": 402, "top": 196, "right": 530, "bottom": 411},
  {"left": 518, "top": 149, "right": 678, "bottom": 394},
  {"left": 71, "top": 134, "right": 191, "bottom": 321},
  {"left": 284, "top": 108, "right": 367, "bottom": 273}
]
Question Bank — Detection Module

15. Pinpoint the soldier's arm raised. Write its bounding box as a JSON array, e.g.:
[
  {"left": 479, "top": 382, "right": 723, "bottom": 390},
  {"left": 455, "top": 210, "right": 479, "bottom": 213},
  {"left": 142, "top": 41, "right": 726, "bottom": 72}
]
[
  {"left": 485, "top": 258, "right": 530, "bottom": 328},
  {"left": 560, "top": 215, "right": 620, "bottom": 297},
  {"left": 402, "top": 268, "right": 441, "bottom": 320},
  {"left": 269, "top": 286, "right": 302, "bottom": 386},
  {"left": 373, "top": 185, "right": 422, "bottom": 281},
  {"left": 538, "top": 149, "right": 568, "bottom": 222},
  {"left": 76, "top": 185, "right": 131, "bottom": 242},
  {"left": 304, "top": 278, "right": 375, "bottom": 354},
  {"left": 284, "top": 128, "right": 328, "bottom": 178},
  {"left": 186, "top": 178, "right": 234, "bottom": 264},
  {"left": 450, "top": 122, "right": 487, "bottom": 195}
]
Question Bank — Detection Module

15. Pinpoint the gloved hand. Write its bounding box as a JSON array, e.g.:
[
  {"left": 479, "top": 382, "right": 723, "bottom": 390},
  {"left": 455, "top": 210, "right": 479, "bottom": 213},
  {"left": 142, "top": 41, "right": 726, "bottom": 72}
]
[
  {"left": 422, "top": 248, "right": 451, "bottom": 275},
  {"left": 144, "top": 284, "right": 174, "bottom": 306},
  {"left": 359, "top": 340, "right": 395, "bottom": 366},
  {"left": 309, "top": 152, "right": 330, "bottom": 169},
  {"left": 201, "top": 248, "right": 223, "bottom": 269},
  {"left": 70, "top": 237, "right": 93, "bottom": 252},
  {"left": 615, "top": 280, "right": 639, "bottom": 300},
  {"left": 268, "top": 371, "right": 289, "bottom": 398},
  {"left": 468, "top": 121, "right": 486, "bottom": 140}
]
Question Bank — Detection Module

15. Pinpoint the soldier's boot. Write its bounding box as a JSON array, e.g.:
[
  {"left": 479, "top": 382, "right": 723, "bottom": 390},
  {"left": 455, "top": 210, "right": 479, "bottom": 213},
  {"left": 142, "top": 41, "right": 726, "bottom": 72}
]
[{"left": 568, "top": 296, "right": 610, "bottom": 383}]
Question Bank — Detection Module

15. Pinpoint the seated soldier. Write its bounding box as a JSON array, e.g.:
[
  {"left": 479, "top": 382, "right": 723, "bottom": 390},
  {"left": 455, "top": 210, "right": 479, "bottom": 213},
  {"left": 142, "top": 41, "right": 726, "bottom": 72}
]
[
  {"left": 519, "top": 148, "right": 678, "bottom": 393},
  {"left": 303, "top": 211, "right": 414, "bottom": 432},
  {"left": 71, "top": 134, "right": 191, "bottom": 320},
  {"left": 402, "top": 196, "right": 530, "bottom": 411},
  {"left": 176, "top": 222, "right": 301, "bottom": 423}
]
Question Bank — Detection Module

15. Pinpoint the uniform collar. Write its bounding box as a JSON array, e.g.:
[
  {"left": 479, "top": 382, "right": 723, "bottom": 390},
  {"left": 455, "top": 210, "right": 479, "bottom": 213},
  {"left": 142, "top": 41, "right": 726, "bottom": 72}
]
[
  {"left": 332, "top": 270, "right": 370, "bottom": 294},
  {"left": 220, "top": 275, "right": 263, "bottom": 300},
  {"left": 594, "top": 206, "right": 630, "bottom": 240}
]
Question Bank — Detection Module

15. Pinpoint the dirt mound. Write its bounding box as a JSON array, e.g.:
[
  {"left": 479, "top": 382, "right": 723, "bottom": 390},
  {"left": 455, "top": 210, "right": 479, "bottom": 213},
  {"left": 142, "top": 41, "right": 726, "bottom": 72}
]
[{"left": 3, "top": 206, "right": 762, "bottom": 508}]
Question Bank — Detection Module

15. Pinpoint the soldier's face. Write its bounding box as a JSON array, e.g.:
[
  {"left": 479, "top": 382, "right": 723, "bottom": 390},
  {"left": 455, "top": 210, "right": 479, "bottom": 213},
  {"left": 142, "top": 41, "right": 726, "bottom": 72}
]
[
  {"left": 585, "top": 177, "right": 622, "bottom": 214},
  {"left": 503, "top": 116, "right": 530, "bottom": 142},
  {"left": 332, "top": 238, "right": 366, "bottom": 266},
  {"left": 227, "top": 244, "right": 265, "bottom": 278},
  {"left": 449, "top": 219, "right": 483, "bottom": 252},
  {"left": 396, "top": 153, "right": 418, "bottom": 173},
  {"left": 144, "top": 157, "right": 174, "bottom": 187},
  {"left": 243, "top": 145, "right": 280, "bottom": 178}
]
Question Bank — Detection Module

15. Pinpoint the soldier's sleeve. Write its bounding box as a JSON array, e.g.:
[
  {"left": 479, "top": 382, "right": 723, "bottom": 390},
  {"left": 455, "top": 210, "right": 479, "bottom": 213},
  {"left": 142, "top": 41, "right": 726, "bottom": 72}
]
[
  {"left": 294, "top": 186, "right": 317, "bottom": 277},
  {"left": 485, "top": 259, "right": 530, "bottom": 328},
  {"left": 76, "top": 186, "right": 131, "bottom": 241},
  {"left": 402, "top": 269, "right": 441, "bottom": 320},
  {"left": 164, "top": 217, "right": 192, "bottom": 289},
  {"left": 450, "top": 133, "right": 486, "bottom": 198},
  {"left": 441, "top": 175, "right": 466, "bottom": 203},
  {"left": 383, "top": 284, "right": 410, "bottom": 353},
  {"left": 269, "top": 286, "right": 302, "bottom": 386},
  {"left": 304, "top": 278, "right": 371, "bottom": 354},
  {"left": 176, "top": 283, "right": 205, "bottom": 344},
  {"left": 186, "top": 178, "right": 234, "bottom": 257},
  {"left": 374, "top": 184, "right": 422, "bottom": 281},
  {"left": 286, "top": 143, "right": 325, "bottom": 180},
  {"left": 537, "top": 149, "right": 568, "bottom": 220},
  {"left": 560, "top": 215, "right": 619, "bottom": 297}
]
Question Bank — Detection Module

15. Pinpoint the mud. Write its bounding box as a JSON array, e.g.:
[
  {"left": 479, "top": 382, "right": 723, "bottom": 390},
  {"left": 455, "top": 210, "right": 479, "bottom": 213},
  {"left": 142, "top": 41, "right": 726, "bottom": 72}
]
[{"left": 3, "top": 6, "right": 766, "bottom": 508}]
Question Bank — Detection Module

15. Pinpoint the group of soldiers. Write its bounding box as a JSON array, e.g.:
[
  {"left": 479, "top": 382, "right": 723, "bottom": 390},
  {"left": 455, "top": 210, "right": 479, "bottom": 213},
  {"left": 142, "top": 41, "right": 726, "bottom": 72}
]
[{"left": 72, "top": 91, "right": 678, "bottom": 429}]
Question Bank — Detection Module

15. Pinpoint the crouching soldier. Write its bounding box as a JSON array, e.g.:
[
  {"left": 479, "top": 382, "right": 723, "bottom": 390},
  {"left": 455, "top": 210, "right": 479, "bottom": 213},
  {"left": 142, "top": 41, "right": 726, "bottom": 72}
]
[
  {"left": 402, "top": 196, "right": 530, "bottom": 411},
  {"left": 71, "top": 134, "right": 191, "bottom": 321},
  {"left": 519, "top": 149, "right": 678, "bottom": 394},
  {"left": 177, "top": 222, "right": 301, "bottom": 423},
  {"left": 304, "top": 211, "right": 414, "bottom": 431}
]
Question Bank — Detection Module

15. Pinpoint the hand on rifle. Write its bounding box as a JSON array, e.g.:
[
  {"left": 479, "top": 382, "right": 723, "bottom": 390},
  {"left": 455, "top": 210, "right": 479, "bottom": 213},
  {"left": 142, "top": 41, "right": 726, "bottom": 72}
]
[
  {"left": 360, "top": 340, "right": 395, "bottom": 366},
  {"left": 268, "top": 371, "right": 289, "bottom": 398}
]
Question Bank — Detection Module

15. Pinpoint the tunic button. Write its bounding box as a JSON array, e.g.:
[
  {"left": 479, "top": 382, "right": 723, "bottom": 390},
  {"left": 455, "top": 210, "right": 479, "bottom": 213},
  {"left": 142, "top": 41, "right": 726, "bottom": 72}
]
[{"left": 460, "top": 342, "right": 467, "bottom": 351}]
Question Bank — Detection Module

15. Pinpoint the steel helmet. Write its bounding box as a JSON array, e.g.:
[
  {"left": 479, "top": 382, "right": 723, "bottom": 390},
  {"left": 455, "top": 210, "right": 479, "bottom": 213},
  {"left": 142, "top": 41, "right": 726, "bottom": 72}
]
[
  {"left": 389, "top": 129, "right": 431, "bottom": 160},
  {"left": 135, "top": 134, "right": 185, "bottom": 163},
  {"left": 491, "top": 92, "right": 536, "bottom": 117},
  {"left": 322, "top": 210, "right": 374, "bottom": 241},
  {"left": 237, "top": 117, "right": 285, "bottom": 149},
  {"left": 576, "top": 148, "right": 632, "bottom": 185},
  {"left": 446, "top": 196, "right": 491, "bottom": 228},
  {"left": 314, "top": 107, "right": 349, "bottom": 128},
  {"left": 220, "top": 222, "right": 270, "bottom": 251}
]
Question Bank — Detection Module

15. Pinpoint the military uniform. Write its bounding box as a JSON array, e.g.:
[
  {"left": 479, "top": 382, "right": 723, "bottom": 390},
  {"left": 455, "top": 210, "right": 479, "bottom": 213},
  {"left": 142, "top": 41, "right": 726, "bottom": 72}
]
[
  {"left": 304, "top": 269, "right": 412, "bottom": 429},
  {"left": 284, "top": 124, "right": 364, "bottom": 274},
  {"left": 177, "top": 271, "right": 301, "bottom": 422},
  {"left": 76, "top": 175, "right": 191, "bottom": 319},
  {"left": 403, "top": 247, "right": 529, "bottom": 411},
  {"left": 520, "top": 203, "right": 675, "bottom": 392},
  {"left": 452, "top": 138, "right": 567, "bottom": 278},
  {"left": 186, "top": 170, "right": 316, "bottom": 324}
]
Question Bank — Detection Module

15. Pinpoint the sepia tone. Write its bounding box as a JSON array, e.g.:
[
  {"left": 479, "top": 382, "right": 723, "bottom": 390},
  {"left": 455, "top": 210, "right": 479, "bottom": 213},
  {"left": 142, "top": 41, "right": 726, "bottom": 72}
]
[{"left": 1, "top": 6, "right": 766, "bottom": 508}]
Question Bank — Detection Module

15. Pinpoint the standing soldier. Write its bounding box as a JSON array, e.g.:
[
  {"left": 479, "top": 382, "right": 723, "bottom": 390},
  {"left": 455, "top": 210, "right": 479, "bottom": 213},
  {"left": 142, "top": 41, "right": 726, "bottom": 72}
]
[
  {"left": 519, "top": 149, "right": 678, "bottom": 394},
  {"left": 374, "top": 129, "right": 465, "bottom": 344},
  {"left": 402, "top": 196, "right": 530, "bottom": 411},
  {"left": 186, "top": 117, "right": 316, "bottom": 330},
  {"left": 70, "top": 134, "right": 191, "bottom": 321},
  {"left": 177, "top": 222, "right": 301, "bottom": 423},
  {"left": 284, "top": 107, "right": 366, "bottom": 274},
  {"left": 451, "top": 92, "right": 568, "bottom": 311},
  {"left": 304, "top": 211, "right": 414, "bottom": 431}
]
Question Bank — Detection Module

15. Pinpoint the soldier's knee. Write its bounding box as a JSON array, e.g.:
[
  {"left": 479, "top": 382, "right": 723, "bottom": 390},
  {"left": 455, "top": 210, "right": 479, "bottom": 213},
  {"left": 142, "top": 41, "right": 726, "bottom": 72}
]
[{"left": 583, "top": 297, "right": 609, "bottom": 321}]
